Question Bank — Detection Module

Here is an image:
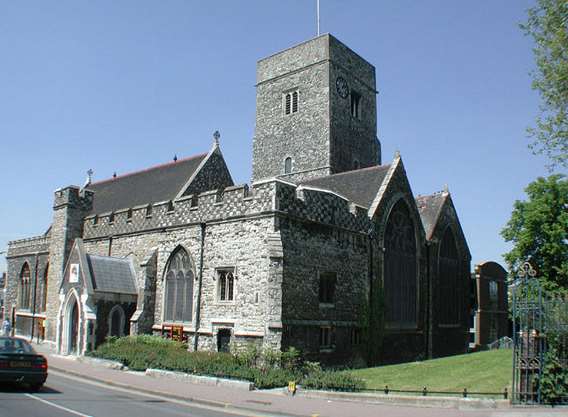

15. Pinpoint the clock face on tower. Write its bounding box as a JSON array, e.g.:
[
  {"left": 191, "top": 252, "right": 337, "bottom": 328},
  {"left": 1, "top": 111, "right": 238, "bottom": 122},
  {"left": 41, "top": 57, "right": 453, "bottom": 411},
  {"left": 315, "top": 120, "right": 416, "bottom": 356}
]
[{"left": 336, "top": 77, "right": 349, "bottom": 99}]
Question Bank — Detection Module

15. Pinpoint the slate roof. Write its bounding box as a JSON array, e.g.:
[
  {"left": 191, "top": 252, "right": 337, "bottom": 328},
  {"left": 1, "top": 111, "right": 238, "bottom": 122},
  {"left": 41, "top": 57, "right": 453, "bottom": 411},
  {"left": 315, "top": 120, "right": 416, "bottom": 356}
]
[
  {"left": 415, "top": 192, "right": 448, "bottom": 240},
  {"left": 86, "top": 254, "right": 137, "bottom": 295},
  {"left": 86, "top": 153, "right": 207, "bottom": 215},
  {"left": 300, "top": 165, "right": 391, "bottom": 208}
]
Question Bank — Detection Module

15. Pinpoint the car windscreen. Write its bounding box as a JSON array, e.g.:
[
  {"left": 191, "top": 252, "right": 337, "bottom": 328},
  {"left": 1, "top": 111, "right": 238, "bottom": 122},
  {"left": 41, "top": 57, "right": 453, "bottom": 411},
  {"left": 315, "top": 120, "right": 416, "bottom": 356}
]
[{"left": 0, "top": 338, "right": 35, "bottom": 354}]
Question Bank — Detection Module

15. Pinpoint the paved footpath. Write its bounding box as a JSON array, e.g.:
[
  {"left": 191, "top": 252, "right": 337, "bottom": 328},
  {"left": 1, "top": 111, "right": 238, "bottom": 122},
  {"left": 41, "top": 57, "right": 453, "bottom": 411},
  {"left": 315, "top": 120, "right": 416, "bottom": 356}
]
[{"left": 33, "top": 343, "right": 568, "bottom": 417}]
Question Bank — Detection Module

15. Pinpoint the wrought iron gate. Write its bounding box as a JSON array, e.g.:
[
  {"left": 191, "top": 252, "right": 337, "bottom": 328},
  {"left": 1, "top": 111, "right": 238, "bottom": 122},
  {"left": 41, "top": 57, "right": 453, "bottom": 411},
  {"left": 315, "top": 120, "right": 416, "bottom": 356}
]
[{"left": 512, "top": 262, "right": 545, "bottom": 404}]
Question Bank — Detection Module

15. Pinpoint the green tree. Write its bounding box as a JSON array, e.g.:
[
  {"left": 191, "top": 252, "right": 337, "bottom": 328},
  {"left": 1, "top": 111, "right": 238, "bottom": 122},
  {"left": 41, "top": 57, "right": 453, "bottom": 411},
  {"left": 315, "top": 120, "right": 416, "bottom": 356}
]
[
  {"left": 501, "top": 174, "right": 568, "bottom": 293},
  {"left": 520, "top": 0, "right": 568, "bottom": 170}
]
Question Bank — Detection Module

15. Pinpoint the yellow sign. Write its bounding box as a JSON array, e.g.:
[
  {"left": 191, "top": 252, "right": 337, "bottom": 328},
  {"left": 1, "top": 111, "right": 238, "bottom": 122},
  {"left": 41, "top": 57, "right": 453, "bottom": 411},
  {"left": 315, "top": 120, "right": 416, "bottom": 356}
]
[
  {"left": 171, "top": 325, "right": 184, "bottom": 342},
  {"left": 288, "top": 381, "right": 297, "bottom": 395}
]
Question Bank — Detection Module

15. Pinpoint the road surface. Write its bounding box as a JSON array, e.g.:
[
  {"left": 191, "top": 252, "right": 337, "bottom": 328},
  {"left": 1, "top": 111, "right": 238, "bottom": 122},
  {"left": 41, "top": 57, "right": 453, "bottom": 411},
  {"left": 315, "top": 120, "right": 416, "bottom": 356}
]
[{"left": 0, "top": 371, "right": 269, "bottom": 417}]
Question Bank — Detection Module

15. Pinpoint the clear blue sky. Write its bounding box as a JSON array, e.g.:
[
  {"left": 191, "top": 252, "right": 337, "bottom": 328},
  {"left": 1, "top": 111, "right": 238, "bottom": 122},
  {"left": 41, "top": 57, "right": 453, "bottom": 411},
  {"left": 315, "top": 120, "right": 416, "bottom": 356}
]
[{"left": 0, "top": 1, "right": 555, "bottom": 274}]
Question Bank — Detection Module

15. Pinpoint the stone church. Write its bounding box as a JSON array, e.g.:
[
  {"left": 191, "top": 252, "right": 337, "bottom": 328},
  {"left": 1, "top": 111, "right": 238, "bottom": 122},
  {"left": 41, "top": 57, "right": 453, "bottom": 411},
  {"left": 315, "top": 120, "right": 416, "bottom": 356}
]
[{"left": 5, "top": 34, "right": 471, "bottom": 363}]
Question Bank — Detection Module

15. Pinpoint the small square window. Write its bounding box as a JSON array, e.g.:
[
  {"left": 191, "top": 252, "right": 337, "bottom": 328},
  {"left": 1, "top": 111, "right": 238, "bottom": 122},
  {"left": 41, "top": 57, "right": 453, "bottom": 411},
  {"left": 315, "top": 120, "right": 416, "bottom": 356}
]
[
  {"left": 126, "top": 209, "right": 133, "bottom": 222},
  {"left": 167, "top": 201, "right": 174, "bottom": 213},
  {"left": 93, "top": 216, "right": 99, "bottom": 226},
  {"left": 319, "top": 326, "right": 332, "bottom": 348},
  {"left": 319, "top": 272, "right": 336, "bottom": 304},
  {"left": 145, "top": 204, "right": 153, "bottom": 218},
  {"left": 108, "top": 212, "right": 115, "bottom": 224},
  {"left": 350, "top": 91, "right": 361, "bottom": 119}
]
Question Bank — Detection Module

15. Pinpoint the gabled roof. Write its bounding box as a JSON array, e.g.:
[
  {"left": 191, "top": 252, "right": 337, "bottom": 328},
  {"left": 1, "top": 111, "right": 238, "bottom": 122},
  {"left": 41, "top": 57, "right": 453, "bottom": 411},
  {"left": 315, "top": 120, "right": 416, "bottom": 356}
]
[
  {"left": 300, "top": 165, "right": 391, "bottom": 208},
  {"left": 85, "top": 153, "right": 207, "bottom": 215},
  {"left": 415, "top": 191, "right": 448, "bottom": 240},
  {"left": 86, "top": 254, "right": 137, "bottom": 295}
]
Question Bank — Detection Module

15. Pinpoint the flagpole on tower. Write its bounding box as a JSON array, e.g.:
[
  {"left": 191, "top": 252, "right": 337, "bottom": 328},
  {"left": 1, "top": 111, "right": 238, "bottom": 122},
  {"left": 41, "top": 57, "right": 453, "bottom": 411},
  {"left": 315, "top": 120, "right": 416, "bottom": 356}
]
[{"left": 316, "top": 0, "right": 320, "bottom": 36}]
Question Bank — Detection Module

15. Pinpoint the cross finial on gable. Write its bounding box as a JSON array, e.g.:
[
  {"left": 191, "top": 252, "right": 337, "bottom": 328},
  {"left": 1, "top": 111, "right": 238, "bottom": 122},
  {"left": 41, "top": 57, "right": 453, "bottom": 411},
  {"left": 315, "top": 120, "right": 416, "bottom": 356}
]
[
  {"left": 213, "top": 130, "right": 221, "bottom": 146},
  {"left": 84, "top": 169, "right": 94, "bottom": 188}
]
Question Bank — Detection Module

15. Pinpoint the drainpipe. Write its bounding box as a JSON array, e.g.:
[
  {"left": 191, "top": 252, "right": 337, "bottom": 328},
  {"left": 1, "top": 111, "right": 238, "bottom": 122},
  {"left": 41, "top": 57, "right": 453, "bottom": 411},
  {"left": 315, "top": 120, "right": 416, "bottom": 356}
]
[
  {"left": 193, "top": 222, "right": 206, "bottom": 351},
  {"left": 425, "top": 242, "right": 431, "bottom": 358},
  {"left": 367, "top": 227, "right": 375, "bottom": 364},
  {"left": 30, "top": 253, "right": 39, "bottom": 342}
]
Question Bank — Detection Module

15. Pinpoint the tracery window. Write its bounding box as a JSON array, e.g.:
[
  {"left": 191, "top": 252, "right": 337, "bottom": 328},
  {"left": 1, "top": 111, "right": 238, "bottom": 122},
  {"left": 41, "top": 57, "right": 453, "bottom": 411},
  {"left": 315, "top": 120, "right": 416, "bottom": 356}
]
[
  {"left": 164, "top": 248, "right": 194, "bottom": 323},
  {"left": 439, "top": 228, "right": 460, "bottom": 324},
  {"left": 217, "top": 269, "right": 235, "bottom": 301},
  {"left": 384, "top": 200, "right": 417, "bottom": 327},
  {"left": 19, "top": 263, "right": 31, "bottom": 310}
]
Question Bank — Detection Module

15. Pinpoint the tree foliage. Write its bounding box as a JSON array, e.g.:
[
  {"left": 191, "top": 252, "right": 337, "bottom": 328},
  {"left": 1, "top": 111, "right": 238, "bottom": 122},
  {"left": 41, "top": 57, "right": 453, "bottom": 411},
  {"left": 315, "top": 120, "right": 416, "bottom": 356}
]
[
  {"left": 501, "top": 174, "right": 568, "bottom": 293},
  {"left": 520, "top": 0, "right": 568, "bottom": 170}
]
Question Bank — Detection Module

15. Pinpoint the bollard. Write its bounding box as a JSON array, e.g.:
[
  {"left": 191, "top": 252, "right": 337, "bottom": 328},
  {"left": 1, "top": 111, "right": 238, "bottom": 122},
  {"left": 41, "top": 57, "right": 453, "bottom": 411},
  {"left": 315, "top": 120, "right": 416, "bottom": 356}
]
[
  {"left": 384, "top": 385, "right": 389, "bottom": 395},
  {"left": 463, "top": 388, "right": 467, "bottom": 398},
  {"left": 422, "top": 386, "right": 427, "bottom": 396},
  {"left": 504, "top": 387, "right": 508, "bottom": 400}
]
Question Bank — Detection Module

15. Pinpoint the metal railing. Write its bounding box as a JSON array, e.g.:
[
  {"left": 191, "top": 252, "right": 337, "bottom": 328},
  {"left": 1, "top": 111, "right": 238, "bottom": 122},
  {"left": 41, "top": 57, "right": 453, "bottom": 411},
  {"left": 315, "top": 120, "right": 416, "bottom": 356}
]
[{"left": 363, "top": 385, "right": 509, "bottom": 399}]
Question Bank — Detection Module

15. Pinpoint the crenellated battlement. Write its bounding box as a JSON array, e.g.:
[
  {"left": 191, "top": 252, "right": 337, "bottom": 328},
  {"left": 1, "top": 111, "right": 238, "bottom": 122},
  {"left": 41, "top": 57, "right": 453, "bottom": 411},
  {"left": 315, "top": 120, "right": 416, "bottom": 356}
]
[
  {"left": 53, "top": 186, "right": 94, "bottom": 211},
  {"left": 274, "top": 181, "right": 371, "bottom": 233},
  {"left": 7, "top": 234, "right": 50, "bottom": 258},
  {"left": 82, "top": 177, "right": 373, "bottom": 241},
  {"left": 82, "top": 182, "right": 274, "bottom": 239}
]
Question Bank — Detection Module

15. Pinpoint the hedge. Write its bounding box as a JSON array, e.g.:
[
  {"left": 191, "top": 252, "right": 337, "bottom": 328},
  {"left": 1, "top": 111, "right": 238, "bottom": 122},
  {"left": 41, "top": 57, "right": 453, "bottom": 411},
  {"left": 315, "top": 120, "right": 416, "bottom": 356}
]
[{"left": 89, "top": 336, "right": 365, "bottom": 391}]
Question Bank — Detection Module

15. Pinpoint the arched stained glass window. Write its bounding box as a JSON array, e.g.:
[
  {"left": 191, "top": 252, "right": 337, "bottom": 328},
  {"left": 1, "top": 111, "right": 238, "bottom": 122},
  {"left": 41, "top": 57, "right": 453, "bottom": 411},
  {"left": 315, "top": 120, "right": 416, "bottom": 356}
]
[
  {"left": 384, "top": 200, "right": 417, "bottom": 327},
  {"left": 164, "top": 248, "right": 194, "bottom": 323},
  {"left": 19, "top": 263, "right": 31, "bottom": 310},
  {"left": 439, "top": 228, "right": 460, "bottom": 324},
  {"left": 40, "top": 263, "right": 49, "bottom": 313}
]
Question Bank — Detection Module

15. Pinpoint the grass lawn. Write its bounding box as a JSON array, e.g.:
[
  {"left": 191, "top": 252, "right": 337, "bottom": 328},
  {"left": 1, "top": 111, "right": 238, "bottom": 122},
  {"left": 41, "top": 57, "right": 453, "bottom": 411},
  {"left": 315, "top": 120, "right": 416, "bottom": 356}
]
[{"left": 351, "top": 349, "right": 512, "bottom": 394}]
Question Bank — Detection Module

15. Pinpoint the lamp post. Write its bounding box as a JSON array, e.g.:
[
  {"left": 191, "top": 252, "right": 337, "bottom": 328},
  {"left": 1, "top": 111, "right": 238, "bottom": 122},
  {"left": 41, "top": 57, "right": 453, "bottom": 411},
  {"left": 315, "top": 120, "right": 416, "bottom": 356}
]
[{"left": 0, "top": 251, "right": 6, "bottom": 322}]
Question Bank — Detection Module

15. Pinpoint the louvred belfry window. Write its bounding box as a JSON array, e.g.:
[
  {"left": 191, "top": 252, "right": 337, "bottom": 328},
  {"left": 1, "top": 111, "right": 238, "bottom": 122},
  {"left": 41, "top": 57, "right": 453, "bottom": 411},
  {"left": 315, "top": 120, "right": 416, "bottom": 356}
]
[
  {"left": 284, "top": 90, "right": 299, "bottom": 115},
  {"left": 164, "top": 248, "right": 194, "bottom": 323},
  {"left": 439, "top": 228, "right": 460, "bottom": 324},
  {"left": 384, "top": 200, "right": 417, "bottom": 327}
]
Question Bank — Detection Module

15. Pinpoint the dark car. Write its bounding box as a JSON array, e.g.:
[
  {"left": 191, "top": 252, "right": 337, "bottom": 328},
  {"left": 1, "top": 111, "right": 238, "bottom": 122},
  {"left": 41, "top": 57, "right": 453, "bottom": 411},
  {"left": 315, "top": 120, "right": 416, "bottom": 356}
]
[{"left": 0, "top": 337, "right": 47, "bottom": 391}]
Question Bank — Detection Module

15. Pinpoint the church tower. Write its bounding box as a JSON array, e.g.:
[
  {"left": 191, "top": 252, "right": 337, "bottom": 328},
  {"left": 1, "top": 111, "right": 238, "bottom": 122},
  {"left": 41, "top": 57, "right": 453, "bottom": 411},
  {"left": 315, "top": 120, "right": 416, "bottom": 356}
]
[{"left": 252, "top": 34, "right": 381, "bottom": 183}]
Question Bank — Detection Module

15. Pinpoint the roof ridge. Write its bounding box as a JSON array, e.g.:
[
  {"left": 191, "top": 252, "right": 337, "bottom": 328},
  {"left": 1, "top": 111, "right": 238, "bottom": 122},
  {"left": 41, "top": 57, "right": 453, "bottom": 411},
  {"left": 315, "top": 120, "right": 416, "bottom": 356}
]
[
  {"left": 304, "top": 164, "right": 390, "bottom": 182},
  {"left": 89, "top": 152, "right": 208, "bottom": 187},
  {"left": 416, "top": 190, "right": 448, "bottom": 200},
  {"left": 88, "top": 253, "right": 130, "bottom": 261}
]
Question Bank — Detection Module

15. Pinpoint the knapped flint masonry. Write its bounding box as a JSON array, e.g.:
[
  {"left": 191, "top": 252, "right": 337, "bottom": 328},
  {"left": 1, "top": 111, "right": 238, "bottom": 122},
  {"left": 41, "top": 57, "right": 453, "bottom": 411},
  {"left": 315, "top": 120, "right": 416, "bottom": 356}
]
[{"left": 5, "top": 34, "right": 471, "bottom": 363}]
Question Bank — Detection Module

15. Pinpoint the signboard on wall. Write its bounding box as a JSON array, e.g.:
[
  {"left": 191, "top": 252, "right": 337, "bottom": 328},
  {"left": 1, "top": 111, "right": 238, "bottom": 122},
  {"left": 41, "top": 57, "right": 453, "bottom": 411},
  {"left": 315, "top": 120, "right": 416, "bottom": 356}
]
[{"left": 69, "top": 264, "right": 80, "bottom": 283}]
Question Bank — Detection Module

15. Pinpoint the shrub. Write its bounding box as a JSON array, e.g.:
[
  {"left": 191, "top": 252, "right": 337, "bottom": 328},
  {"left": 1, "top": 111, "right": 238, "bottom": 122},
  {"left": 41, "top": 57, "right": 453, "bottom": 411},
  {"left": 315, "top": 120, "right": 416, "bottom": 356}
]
[
  {"left": 281, "top": 347, "right": 301, "bottom": 370},
  {"left": 90, "top": 336, "right": 365, "bottom": 391},
  {"left": 301, "top": 371, "right": 366, "bottom": 392},
  {"left": 233, "top": 343, "right": 259, "bottom": 367}
]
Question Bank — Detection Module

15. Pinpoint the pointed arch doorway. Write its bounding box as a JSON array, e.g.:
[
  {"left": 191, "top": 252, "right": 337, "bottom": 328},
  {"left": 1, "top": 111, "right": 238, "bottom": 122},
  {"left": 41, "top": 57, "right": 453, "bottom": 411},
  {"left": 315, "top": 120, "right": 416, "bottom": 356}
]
[{"left": 62, "top": 292, "right": 81, "bottom": 355}]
